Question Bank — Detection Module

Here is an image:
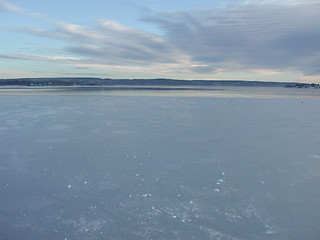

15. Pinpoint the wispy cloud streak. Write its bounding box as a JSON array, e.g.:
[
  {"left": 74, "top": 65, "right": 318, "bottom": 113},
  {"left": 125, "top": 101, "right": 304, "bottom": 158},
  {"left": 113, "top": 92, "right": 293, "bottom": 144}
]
[
  {"left": 0, "top": 0, "right": 23, "bottom": 13},
  {"left": 14, "top": 20, "right": 196, "bottom": 74}
]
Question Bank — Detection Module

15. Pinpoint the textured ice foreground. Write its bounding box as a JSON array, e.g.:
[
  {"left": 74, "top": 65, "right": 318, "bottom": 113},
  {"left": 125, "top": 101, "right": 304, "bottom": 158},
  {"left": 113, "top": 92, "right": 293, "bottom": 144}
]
[{"left": 0, "top": 87, "right": 320, "bottom": 240}]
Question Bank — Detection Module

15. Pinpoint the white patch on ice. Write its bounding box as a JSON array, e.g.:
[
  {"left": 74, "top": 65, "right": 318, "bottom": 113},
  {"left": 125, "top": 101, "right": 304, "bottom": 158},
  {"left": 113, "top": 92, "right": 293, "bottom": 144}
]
[
  {"left": 241, "top": 204, "right": 258, "bottom": 218},
  {"left": 64, "top": 217, "right": 105, "bottom": 233},
  {"left": 265, "top": 224, "right": 278, "bottom": 235},
  {"left": 67, "top": 185, "right": 72, "bottom": 189},
  {"left": 225, "top": 212, "right": 242, "bottom": 223},
  {"left": 204, "top": 227, "right": 241, "bottom": 240},
  {"left": 216, "top": 179, "right": 224, "bottom": 185}
]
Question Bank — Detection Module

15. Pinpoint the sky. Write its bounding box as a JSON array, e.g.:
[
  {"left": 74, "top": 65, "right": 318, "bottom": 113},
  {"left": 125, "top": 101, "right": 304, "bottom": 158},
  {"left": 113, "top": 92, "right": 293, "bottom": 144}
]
[{"left": 0, "top": 0, "right": 319, "bottom": 82}]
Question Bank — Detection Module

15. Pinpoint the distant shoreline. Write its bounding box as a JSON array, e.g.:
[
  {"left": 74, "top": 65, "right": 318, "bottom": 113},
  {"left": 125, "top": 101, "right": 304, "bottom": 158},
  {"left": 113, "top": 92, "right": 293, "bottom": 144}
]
[{"left": 0, "top": 78, "right": 319, "bottom": 88}]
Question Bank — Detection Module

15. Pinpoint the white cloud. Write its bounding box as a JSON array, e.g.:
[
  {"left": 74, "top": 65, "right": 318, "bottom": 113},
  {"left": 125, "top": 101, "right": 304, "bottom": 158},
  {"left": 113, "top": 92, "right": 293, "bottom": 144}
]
[
  {"left": 0, "top": 53, "right": 81, "bottom": 63},
  {"left": 0, "top": 0, "right": 23, "bottom": 13},
  {"left": 2, "top": 0, "right": 320, "bottom": 79},
  {"left": 14, "top": 20, "right": 196, "bottom": 74},
  {"left": 0, "top": 0, "right": 48, "bottom": 20},
  {"left": 141, "top": 0, "right": 320, "bottom": 75}
]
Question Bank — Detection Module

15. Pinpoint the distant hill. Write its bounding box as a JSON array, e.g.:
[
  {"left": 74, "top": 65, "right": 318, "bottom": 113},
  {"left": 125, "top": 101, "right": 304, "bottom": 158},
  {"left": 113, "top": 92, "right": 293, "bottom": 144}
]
[{"left": 0, "top": 77, "right": 318, "bottom": 88}]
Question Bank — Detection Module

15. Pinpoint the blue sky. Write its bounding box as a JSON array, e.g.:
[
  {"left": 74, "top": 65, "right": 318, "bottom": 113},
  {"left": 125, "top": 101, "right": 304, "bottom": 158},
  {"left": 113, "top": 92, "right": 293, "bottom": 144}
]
[{"left": 0, "top": 0, "right": 319, "bottom": 82}]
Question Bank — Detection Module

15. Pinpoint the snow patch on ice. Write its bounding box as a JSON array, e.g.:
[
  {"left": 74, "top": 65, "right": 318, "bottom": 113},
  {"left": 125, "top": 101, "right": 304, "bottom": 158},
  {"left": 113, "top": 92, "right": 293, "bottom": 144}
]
[
  {"left": 310, "top": 154, "right": 320, "bottom": 159},
  {"left": 265, "top": 224, "right": 278, "bottom": 235},
  {"left": 142, "top": 193, "right": 152, "bottom": 198},
  {"left": 225, "top": 212, "right": 242, "bottom": 223},
  {"left": 202, "top": 227, "right": 242, "bottom": 240},
  {"left": 216, "top": 179, "right": 224, "bottom": 185}
]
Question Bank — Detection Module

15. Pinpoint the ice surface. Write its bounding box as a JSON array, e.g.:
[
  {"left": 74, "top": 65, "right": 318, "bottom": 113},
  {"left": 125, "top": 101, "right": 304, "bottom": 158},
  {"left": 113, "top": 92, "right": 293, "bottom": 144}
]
[{"left": 0, "top": 87, "right": 320, "bottom": 239}]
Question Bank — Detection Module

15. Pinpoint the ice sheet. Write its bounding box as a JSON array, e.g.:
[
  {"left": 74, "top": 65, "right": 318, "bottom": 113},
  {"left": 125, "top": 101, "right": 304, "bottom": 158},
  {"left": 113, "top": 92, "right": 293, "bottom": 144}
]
[{"left": 0, "top": 88, "right": 320, "bottom": 239}]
